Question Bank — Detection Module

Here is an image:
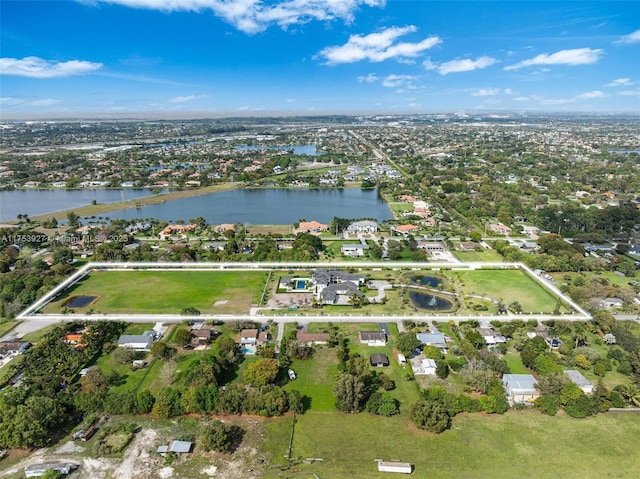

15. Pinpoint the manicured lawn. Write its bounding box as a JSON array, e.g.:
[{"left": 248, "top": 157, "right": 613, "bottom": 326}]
[
  {"left": 454, "top": 249, "right": 505, "bottom": 262},
  {"left": 283, "top": 347, "right": 339, "bottom": 411},
  {"left": 43, "top": 270, "right": 268, "bottom": 314},
  {"left": 263, "top": 409, "right": 640, "bottom": 479},
  {"left": 504, "top": 351, "right": 530, "bottom": 374},
  {"left": 453, "top": 269, "right": 567, "bottom": 313}
]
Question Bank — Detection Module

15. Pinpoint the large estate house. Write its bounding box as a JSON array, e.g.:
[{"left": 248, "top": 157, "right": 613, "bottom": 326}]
[
  {"left": 346, "top": 220, "right": 378, "bottom": 234},
  {"left": 313, "top": 269, "right": 365, "bottom": 305}
]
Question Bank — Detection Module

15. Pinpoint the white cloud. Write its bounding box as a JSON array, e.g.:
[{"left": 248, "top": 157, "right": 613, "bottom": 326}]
[
  {"left": 618, "top": 90, "right": 640, "bottom": 97},
  {"left": 0, "top": 97, "right": 62, "bottom": 107},
  {"left": 357, "top": 73, "right": 380, "bottom": 83},
  {"left": 424, "top": 55, "right": 497, "bottom": 75},
  {"left": 504, "top": 88, "right": 514, "bottom": 95},
  {"left": 0, "top": 56, "right": 102, "bottom": 78},
  {"left": 504, "top": 48, "right": 602, "bottom": 70},
  {"left": 318, "top": 26, "right": 441, "bottom": 64},
  {"left": 575, "top": 90, "right": 608, "bottom": 100},
  {"left": 87, "top": 0, "right": 386, "bottom": 34},
  {"left": 169, "top": 94, "right": 210, "bottom": 103},
  {"left": 382, "top": 74, "right": 416, "bottom": 87},
  {"left": 614, "top": 29, "right": 640, "bottom": 44},
  {"left": 471, "top": 88, "right": 501, "bottom": 97},
  {"left": 286, "top": 98, "right": 297, "bottom": 103},
  {"left": 605, "top": 78, "right": 633, "bottom": 87}
]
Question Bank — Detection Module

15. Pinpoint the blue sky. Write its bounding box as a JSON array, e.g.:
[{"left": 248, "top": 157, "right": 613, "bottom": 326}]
[{"left": 1, "top": 1, "right": 639, "bottom": 117}]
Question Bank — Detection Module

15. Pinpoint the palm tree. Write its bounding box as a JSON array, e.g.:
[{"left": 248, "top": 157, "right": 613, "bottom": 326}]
[{"left": 621, "top": 384, "right": 640, "bottom": 407}]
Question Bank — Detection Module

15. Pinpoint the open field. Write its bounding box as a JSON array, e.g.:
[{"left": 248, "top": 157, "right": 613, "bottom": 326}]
[
  {"left": 42, "top": 270, "right": 268, "bottom": 314},
  {"left": 263, "top": 409, "right": 640, "bottom": 479},
  {"left": 454, "top": 248, "right": 505, "bottom": 262},
  {"left": 452, "top": 269, "right": 567, "bottom": 313}
]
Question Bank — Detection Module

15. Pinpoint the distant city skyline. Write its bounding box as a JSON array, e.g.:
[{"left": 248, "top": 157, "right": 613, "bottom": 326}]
[{"left": 1, "top": 0, "right": 639, "bottom": 118}]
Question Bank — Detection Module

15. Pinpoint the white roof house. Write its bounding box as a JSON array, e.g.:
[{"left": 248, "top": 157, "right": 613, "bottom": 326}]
[
  {"left": 502, "top": 374, "right": 539, "bottom": 405},
  {"left": 347, "top": 220, "right": 378, "bottom": 234},
  {"left": 564, "top": 370, "right": 594, "bottom": 394},
  {"left": 117, "top": 331, "right": 155, "bottom": 350}
]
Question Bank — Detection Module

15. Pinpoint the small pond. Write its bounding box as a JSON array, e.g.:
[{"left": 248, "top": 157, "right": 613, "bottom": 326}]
[
  {"left": 409, "top": 291, "right": 454, "bottom": 311},
  {"left": 410, "top": 275, "right": 443, "bottom": 288},
  {"left": 64, "top": 295, "right": 98, "bottom": 308}
]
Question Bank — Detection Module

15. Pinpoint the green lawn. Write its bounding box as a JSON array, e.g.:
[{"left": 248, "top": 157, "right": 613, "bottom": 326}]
[
  {"left": 43, "top": 270, "right": 268, "bottom": 314},
  {"left": 263, "top": 409, "right": 640, "bottom": 479},
  {"left": 453, "top": 269, "right": 567, "bottom": 313},
  {"left": 454, "top": 248, "right": 505, "bottom": 262},
  {"left": 283, "top": 347, "right": 339, "bottom": 411}
]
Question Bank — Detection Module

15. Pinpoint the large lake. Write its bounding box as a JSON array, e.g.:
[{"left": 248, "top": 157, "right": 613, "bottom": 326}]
[
  {"left": 106, "top": 188, "right": 393, "bottom": 224},
  {"left": 0, "top": 189, "right": 156, "bottom": 222}
]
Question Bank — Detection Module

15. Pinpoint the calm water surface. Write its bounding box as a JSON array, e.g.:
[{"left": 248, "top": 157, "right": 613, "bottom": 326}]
[
  {"left": 106, "top": 188, "right": 393, "bottom": 224},
  {"left": 0, "top": 189, "right": 156, "bottom": 222}
]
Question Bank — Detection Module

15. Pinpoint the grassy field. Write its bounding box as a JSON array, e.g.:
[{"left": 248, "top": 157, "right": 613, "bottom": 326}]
[
  {"left": 263, "top": 409, "right": 640, "bottom": 479},
  {"left": 43, "top": 270, "right": 268, "bottom": 314},
  {"left": 452, "top": 269, "right": 567, "bottom": 313},
  {"left": 454, "top": 249, "right": 505, "bottom": 262}
]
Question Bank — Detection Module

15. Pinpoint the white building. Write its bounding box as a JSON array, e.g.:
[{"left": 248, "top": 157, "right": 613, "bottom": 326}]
[{"left": 347, "top": 220, "right": 378, "bottom": 234}]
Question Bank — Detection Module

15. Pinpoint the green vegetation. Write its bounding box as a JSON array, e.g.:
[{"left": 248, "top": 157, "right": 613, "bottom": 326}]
[
  {"left": 263, "top": 409, "right": 640, "bottom": 479},
  {"left": 44, "top": 270, "right": 268, "bottom": 314},
  {"left": 454, "top": 269, "right": 567, "bottom": 313}
]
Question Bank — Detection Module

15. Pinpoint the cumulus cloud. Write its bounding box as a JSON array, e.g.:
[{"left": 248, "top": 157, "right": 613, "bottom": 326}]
[
  {"left": 618, "top": 90, "right": 640, "bottom": 96},
  {"left": 86, "top": 0, "right": 386, "bottom": 34},
  {"left": 357, "top": 73, "right": 380, "bottom": 83},
  {"left": 0, "top": 56, "right": 103, "bottom": 78},
  {"left": 614, "top": 29, "right": 640, "bottom": 44},
  {"left": 504, "top": 48, "right": 602, "bottom": 70},
  {"left": 605, "top": 78, "right": 633, "bottom": 87},
  {"left": 471, "top": 88, "right": 501, "bottom": 97},
  {"left": 382, "top": 74, "right": 416, "bottom": 87},
  {"left": 424, "top": 56, "right": 497, "bottom": 75},
  {"left": 318, "top": 26, "right": 441, "bottom": 64},
  {"left": 169, "top": 94, "right": 211, "bottom": 103},
  {"left": 575, "top": 90, "right": 608, "bottom": 99}
]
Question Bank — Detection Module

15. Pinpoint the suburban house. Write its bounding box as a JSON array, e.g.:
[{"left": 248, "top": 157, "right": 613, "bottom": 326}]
[
  {"left": 189, "top": 327, "right": 218, "bottom": 345},
  {"left": 346, "top": 220, "right": 378, "bottom": 234},
  {"left": 602, "top": 297, "right": 624, "bottom": 309},
  {"left": 392, "top": 224, "right": 420, "bottom": 236},
  {"left": 502, "top": 374, "right": 539, "bottom": 405},
  {"left": 489, "top": 223, "right": 513, "bottom": 235},
  {"left": 297, "top": 220, "right": 328, "bottom": 233},
  {"left": 296, "top": 330, "right": 330, "bottom": 345},
  {"left": 214, "top": 223, "right": 235, "bottom": 234},
  {"left": 341, "top": 243, "right": 369, "bottom": 257},
  {"left": 477, "top": 327, "right": 507, "bottom": 346},
  {"left": 117, "top": 331, "right": 156, "bottom": 350},
  {"left": 239, "top": 329, "right": 270, "bottom": 353},
  {"left": 416, "top": 332, "right": 448, "bottom": 351},
  {"left": 521, "top": 225, "right": 540, "bottom": 238},
  {"left": 370, "top": 353, "right": 390, "bottom": 367},
  {"left": 0, "top": 339, "right": 31, "bottom": 357},
  {"left": 360, "top": 331, "right": 387, "bottom": 346},
  {"left": 159, "top": 223, "right": 196, "bottom": 239},
  {"left": 416, "top": 241, "right": 444, "bottom": 252},
  {"left": 564, "top": 370, "right": 594, "bottom": 394}
]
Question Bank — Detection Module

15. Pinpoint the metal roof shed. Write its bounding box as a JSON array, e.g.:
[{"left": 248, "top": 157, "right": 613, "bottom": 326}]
[{"left": 170, "top": 440, "right": 193, "bottom": 454}]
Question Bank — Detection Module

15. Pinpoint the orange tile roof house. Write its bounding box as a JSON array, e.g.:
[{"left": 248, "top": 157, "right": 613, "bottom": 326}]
[
  {"left": 392, "top": 224, "right": 420, "bottom": 235},
  {"left": 489, "top": 224, "right": 513, "bottom": 235},
  {"left": 297, "top": 220, "right": 328, "bottom": 233}
]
